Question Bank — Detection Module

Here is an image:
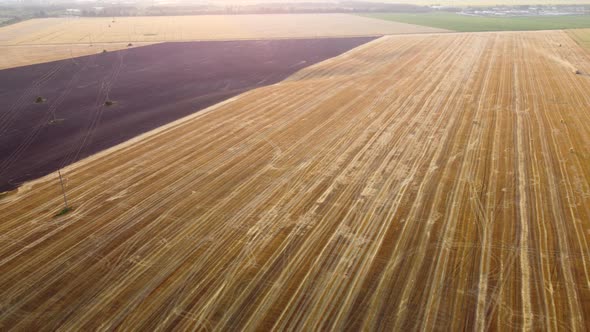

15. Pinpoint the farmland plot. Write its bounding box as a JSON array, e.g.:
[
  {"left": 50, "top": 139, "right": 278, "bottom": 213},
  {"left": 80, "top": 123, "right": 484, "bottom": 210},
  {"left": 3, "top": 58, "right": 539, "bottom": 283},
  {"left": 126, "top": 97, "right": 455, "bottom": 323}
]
[
  {"left": 567, "top": 28, "right": 590, "bottom": 50},
  {"left": 363, "top": 12, "right": 590, "bottom": 32},
  {"left": 1, "top": 30, "right": 590, "bottom": 330},
  {"left": 0, "top": 15, "right": 446, "bottom": 45},
  {"left": 0, "top": 37, "right": 375, "bottom": 192},
  {"left": 0, "top": 14, "right": 447, "bottom": 69},
  {"left": 0, "top": 43, "right": 152, "bottom": 70}
]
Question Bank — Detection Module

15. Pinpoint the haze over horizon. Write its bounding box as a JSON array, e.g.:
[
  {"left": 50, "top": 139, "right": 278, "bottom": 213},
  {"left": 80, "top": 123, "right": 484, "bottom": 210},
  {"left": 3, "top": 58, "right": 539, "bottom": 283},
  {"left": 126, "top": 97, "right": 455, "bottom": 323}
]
[{"left": 2, "top": 0, "right": 590, "bottom": 6}]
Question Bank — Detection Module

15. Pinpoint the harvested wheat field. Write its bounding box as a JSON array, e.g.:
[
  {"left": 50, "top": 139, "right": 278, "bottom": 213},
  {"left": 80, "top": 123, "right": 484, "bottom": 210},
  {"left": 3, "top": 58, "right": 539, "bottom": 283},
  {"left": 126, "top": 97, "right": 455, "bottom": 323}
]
[
  {"left": 0, "top": 14, "right": 446, "bottom": 69},
  {"left": 0, "top": 15, "right": 446, "bottom": 45},
  {"left": 567, "top": 28, "right": 590, "bottom": 50},
  {"left": 0, "top": 43, "right": 153, "bottom": 70},
  {"left": 1, "top": 30, "right": 590, "bottom": 330}
]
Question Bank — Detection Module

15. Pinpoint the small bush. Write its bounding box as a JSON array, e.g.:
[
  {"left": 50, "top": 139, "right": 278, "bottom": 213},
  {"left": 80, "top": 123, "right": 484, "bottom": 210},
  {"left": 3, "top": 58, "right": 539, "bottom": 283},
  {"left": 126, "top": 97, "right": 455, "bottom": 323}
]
[
  {"left": 35, "top": 96, "right": 45, "bottom": 103},
  {"left": 54, "top": 207, "right": 72, "bottom": 217},
  {"left": 102, "top": 49, "right": 108, "bottom": 53},
  {"left": 104, "top": 100, "right": 114, "bottom": 106},
  {"left": 127, "top": 43, "right": 133, "bottom": 47}
]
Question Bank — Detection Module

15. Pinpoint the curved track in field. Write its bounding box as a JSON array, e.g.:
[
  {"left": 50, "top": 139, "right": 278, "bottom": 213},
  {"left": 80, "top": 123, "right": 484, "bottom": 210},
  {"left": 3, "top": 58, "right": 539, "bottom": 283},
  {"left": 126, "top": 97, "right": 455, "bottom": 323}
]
[{"left": 1, "top": 30, "right": 590, "bottom": 330}]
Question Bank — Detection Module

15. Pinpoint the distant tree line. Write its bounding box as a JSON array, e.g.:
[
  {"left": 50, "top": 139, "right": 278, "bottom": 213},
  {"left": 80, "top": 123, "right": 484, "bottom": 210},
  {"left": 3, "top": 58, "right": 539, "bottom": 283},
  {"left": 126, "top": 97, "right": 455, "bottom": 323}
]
[
  {"left": 1, "top": 1, "right": 588, "bottom": 23},
  {"left": 0, "top": 7, "right": 51, "bottom": 27},
  {"left": 0, "top": 17, "right": 22, "bottom": 26}
]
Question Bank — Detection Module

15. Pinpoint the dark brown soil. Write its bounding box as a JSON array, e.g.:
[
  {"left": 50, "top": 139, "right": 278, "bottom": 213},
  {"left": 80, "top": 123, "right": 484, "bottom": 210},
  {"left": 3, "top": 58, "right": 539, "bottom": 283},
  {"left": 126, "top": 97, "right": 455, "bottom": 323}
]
[{"left": 0, "top": 37, "right": 376, "bottom": 192}]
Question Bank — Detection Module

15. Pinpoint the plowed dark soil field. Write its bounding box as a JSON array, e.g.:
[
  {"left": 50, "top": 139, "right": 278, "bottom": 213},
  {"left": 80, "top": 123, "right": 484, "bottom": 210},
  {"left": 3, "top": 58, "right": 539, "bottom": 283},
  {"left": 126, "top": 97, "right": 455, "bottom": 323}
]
[{"left": 0, "top": 37, "right": 375, "bottom": 192}]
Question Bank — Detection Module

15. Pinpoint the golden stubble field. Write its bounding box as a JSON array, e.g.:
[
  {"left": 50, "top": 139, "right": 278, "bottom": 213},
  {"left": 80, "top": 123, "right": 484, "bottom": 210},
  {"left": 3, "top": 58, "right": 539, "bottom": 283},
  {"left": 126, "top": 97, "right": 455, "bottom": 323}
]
[
  {"left": 1, "top": 30, "right": 590, "bottom": 330},
  {"left": 0, "top": 14, "right": 447, "bottom": 69},
  {"left": 0, "top": 42, "right": 154, "bottom": 70},
  {"left": 567, "top": 28, "right": 590, "bottom": 50}
]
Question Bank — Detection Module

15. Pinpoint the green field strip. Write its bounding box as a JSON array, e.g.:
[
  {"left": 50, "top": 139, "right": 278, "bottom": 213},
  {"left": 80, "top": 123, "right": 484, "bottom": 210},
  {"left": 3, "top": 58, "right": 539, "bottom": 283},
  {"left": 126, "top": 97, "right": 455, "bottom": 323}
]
[{"left": 362, "top": 12, "right": 590, "bottom": 32}]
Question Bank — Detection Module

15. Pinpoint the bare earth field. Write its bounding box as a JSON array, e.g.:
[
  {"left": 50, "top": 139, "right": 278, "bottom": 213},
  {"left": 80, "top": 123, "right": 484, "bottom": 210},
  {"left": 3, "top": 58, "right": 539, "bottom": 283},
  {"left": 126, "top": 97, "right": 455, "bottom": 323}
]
[
  {"left": 0, "top": 14, "right": 447, "bottom": 69},
  {"left": 0, "top": 37, "right": 375, "bottom": 192},
  {"left": 1, "top": 30, "right": 590, "bottom": 330}
]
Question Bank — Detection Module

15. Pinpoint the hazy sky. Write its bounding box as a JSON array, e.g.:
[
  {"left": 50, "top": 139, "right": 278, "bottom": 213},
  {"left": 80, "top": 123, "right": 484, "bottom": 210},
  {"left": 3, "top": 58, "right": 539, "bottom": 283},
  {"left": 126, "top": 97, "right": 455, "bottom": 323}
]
[
  {"left": 1, "top": 0, "right": 590, "bottom": 7},
  {"left": 180, "top": 0, "right": 590, "bottom": 6}
]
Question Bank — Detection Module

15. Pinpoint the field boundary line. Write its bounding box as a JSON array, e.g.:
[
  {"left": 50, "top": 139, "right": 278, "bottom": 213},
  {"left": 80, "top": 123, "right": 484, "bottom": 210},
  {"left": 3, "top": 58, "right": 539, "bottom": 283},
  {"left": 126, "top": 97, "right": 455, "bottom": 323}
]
[{"left": 0, "top": 94, "right": 243, "bottom": 199}]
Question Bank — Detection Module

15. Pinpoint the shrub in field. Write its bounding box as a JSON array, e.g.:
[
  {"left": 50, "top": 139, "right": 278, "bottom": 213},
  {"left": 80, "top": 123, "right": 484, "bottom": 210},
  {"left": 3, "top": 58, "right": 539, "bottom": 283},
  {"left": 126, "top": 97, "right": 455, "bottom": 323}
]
[{"left": 54, "top": 207, "right": 72, "bottom": 217}]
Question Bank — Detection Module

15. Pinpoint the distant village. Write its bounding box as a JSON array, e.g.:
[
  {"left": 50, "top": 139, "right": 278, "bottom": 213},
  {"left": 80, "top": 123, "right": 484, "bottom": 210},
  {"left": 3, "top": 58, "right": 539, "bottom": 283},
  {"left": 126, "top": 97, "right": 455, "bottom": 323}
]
[
  {"left": 455, "top": 4, "right": 590, "bottom": 16},
  {"left": 1, "top": 0, "right": 589, "bottom": 23}
]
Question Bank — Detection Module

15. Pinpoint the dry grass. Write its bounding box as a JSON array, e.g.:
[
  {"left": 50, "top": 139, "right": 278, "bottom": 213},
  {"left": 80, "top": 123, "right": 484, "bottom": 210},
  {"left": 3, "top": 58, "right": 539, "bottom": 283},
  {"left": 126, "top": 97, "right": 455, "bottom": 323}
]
[
  {"left": 0, "top": 14, "right": 447, "bottom": 69},
  {"left": 0, "top": 43, "right": 152, "bottom": 70},
  {"left": 567, "top": 28, "right": 590, "bottom": 50},
  {"left": 1, "top": 30, "right": 590, "bottom": 330},
  {"left": 0, "top": 15, "right": 447, "bottom": 45}
]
